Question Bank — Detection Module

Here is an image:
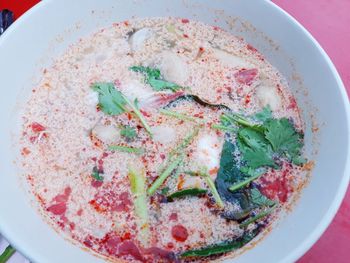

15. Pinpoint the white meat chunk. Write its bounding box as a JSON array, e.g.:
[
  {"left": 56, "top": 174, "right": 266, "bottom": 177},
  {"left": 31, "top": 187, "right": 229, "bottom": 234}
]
[
  {"left": 256, "top": 85, "right": 282, "bottom": 111},
  {"left": 129, "top": 28, "right": 153, "bottom": 51},
  {"left": 91, "top": 123, "right": 120, "bottom": 144},
  {"left": 212, "top": 48, "right": 254, "bottom": 69},
  {"left": 159, "top": 51, "right": 189, "bottom": 85},
  {"left": 152, "top": 125, "right": 176, "bottom": 145}
]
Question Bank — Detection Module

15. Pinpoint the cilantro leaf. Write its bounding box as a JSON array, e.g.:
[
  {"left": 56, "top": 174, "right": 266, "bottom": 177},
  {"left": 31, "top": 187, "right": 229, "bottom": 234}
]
[
  {"left": 91, "top": 82, "right": 153, "bottom": 137},
  {"left": 147, "top": 78, "right": 182, "bottom": 92},
  {"left": 91, "top": 166, "right": 104, "bottom": 181},
  {"left": 237, "top": 128, "right": 276, "bottom": 169},
  {"left": 264, "top": 118, "right": 304, "bottom": 165},
  {"left": 253, "top": 106, "right": 272, "bottom": 122},
  {"left": 120, "top": 125, "right": 137, "bottom": 140},
  {"left": 130, "top": 66, "right": 182, "bottom": 92},
  {"left": 91, "top": 83, "right": 126, "bottom": 115},
  {"left": 250, "top": 188, "right": 276, "bottom": 207}
]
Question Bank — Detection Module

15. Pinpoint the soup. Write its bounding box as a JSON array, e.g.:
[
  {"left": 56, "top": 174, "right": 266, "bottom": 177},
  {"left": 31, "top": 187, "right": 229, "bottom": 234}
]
[{"left": 19, "top": 17, "right": 310, "bottom": 262}]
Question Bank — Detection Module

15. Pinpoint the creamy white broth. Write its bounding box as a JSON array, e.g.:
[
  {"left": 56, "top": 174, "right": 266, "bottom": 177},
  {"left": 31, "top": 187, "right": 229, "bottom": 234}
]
[{"left": 20, "top": 18, "right": 307, "bottom": 262}]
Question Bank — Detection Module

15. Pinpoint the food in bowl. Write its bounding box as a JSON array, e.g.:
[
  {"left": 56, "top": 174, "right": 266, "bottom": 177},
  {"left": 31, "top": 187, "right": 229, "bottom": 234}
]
[{"left": 19, "top": 18, "right": 310, "bottom": 262}]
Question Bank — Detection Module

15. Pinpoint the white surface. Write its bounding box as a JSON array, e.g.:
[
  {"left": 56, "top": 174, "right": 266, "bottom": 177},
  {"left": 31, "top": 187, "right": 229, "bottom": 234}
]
[{"left": 0, "top": 0, "right": 349, "bottom": 263}]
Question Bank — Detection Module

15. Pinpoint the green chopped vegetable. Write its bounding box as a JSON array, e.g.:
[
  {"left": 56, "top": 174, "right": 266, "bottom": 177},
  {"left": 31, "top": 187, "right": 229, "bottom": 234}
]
[
  {"left": 180, "top": 230, "right": 258, "bottom": 258},
  {"left": 237, "top": 128, "right": 276, "bottom": 169},
  {"left": 160, "top": 186, "right": 170, "bottom": 195},
  {"left": 147, "top": 155, "right": 184, "bottom": 195},
  {"left": 203, "top": 173, "right": 225, "bottom": 209},
  {"left": 108, "top": 145, "right": 145, "bottom": 155},
  {"left": 228, "top": 168, "right": 266, "bottom": 192},
  {"left": 92, "top": 83, "right": 127, "bottom": 115},
  {"left": 0, "top": 245, "right": 16, "bottom": 263},
  {"left": 250, "top": 188, "right": 276, "bottom": 207},
  {"left": 253, "top": 106, "right": 272, "bottom": 122},
  {"left": 128, "top": 166, "right": 150, "bottom": 246},
  {"left": 168, "top": 128, "right": 199, "bottom": 158},
  {"left": 167, "top": 188, "right": 207, "bottom": 200},
  {"left": 120, "top": 125, "right": 137, "bottom": 140},
  {"left": 187, "top": 170, "right": 224, "bottom": 209},
  {"left": 130, "top": 66, "right": 182, "bottom": 92},
  {"left": 148, "top": 78, "right": 182, "bottom": 92},
  {"left": 211, "top": 124, "right": 237, "bottom": 133},
  {"left": 91, "top": 83, "right": 153, "bottom": 137},
  {"left": 159, "top": 109, "right": 201, "bottom": 123},
  {"left": 91, "top": 166, "right": 104, "bottom": 181},
  {"left": 264, "top": 118, "right": 304, "bottom": 165},
  {"left": 221, "top": 109, "right": 305, "bottom": 168},
  {"left": 223, "top": 113, "right": 264, "bottom": 133},
  {"left": 239, "top": 204, "right": 277, "bottom": 228},
  {"left": 122, "top": 95, "right": 153, "bottom": 137}
]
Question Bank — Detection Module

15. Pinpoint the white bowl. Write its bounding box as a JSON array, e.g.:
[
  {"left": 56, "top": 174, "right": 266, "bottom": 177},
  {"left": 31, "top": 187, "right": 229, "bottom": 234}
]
[{"left": 0, "top": 1, "right": 349, "bottom": 262}]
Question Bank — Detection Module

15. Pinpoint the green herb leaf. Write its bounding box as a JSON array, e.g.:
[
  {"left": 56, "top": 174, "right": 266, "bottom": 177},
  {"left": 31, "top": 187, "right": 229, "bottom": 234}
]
[
  {"left": 253, "top": 106, "right": 273, "bottom": 122},
  {"left": 180, "top": 230, "right": 259, "bottom": 258},
  {"left": 239, "top": 204, "right": 277, "bottom": 228},
  {"left": 128, "top": 166, "right": 150, "bottom": 247},
  {"left": 228, "top": 168, "right": 266, "bottom": 192},
  {"left": 167, "top": 188, "right": 207, "bottom": 200},
  {"left": 250, "top": 188, "right": 276, "bottom": 207},
  {"left": 264, "top": 118, "right": 304, "bottom": 165},
  {"left": 237, "top": 128, "right": 276, "bottom": 169},
  {"left": 120, "top": 125, "right": 137, "bottom": 140},
  {"left": 215, "top": 141, "right": 259, "bottom": 220},
  {"left": 108, "top": 145, "right": 145, "bottom": 155},
  {"left": 91, "top": 83, "right": 127, "bottom": 115},
  {"left": 130, "top": 66, "right": 182, "bottom": 92},
  {"left": 122, "top": 94, "right": 153, "bottom": 137},
  {"left": 148, "top": 78, "right": 182, "bottom": 92},
  {"left": 160, "top": 186, "right": 170, "bottom": 195},
  {"left": 92, "top": 83, "right": 153, "bottom": 137},
  {"left": 91, "top": 166, "right": 104, "bottom": 181},
  {"left": 0, "top": 245, "right": 16, "bottom": 263}
]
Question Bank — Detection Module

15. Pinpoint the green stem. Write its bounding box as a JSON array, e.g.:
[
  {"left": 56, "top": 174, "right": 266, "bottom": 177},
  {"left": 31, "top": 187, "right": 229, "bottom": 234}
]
[
  {"left": 169, "top": 128, "right": 200, "bottom": 157},
  {"left": 229, "top": 172, "right": 262, "bottom": 192},
  {"left": 148, "top": 155, "right": 184, "bottom": 195},
  {"left": 108, "top": 145, "right": 145, "bottom": 155},
  {"left": 128, "top": 167, "right": 150, "bottom": 247},
  {"left": 160, "top": 109, "right": 202, "bottom": 123},
  {"left": 122, "top": 95, "right": 153, "bottom": 137},
  {"left": 211, "top": 124, "right": 236, "bottom": 133},
  {"left": 203, "top": 175, "right": 225, "bottom": 209},
  {"left": 239, "top": 205, "right": 277, "bottom": 228},
  {"left": 0, "top": 245, "right": 16, "bottom": 263},
  {"left": 167, "top": 188, "right": 207, "bottom": 200}
]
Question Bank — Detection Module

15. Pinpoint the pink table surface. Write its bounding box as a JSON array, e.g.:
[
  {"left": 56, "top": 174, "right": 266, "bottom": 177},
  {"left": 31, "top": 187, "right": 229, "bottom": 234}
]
[
  {"left": 1, "top": 1, "right": 349, "bottom": 263},
  {"left": 272, "top": 1, "right": 350, "bottom": 262}
]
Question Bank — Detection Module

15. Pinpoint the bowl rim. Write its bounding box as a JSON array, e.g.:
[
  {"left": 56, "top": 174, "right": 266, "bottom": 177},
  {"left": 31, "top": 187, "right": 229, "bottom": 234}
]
[
  {"left": 0, "top": 1, "right": 349, "bottom": 262},
  {"left": 266, "top": 1, "right": 350, "bottom": 262}
]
